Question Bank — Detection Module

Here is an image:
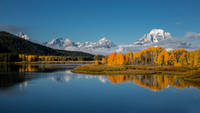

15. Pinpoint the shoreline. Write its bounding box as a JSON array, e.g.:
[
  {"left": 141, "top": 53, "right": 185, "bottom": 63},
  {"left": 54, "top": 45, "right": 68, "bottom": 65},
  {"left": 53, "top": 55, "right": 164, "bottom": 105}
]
[
  {"left": 0, "top": 61, "right": 95, "bottom": 64},
  {"left": 71, "top": 64, "right": 187, "bottom": 76}
]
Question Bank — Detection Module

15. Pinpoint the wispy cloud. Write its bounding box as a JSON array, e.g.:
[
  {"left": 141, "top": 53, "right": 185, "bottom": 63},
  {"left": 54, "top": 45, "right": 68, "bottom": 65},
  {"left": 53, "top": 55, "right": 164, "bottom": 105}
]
[
  {"left": 43, "top": 31, "right": 200, "bottom": 55},
  {"left": 117, "top": 32, "right": 200, "bottom": 54},
  {"left": 0, "top": 24, "right": 29, "bottom": 33},
  {"left": 91, "top": 32, "right": 200, "bottom": 55},
  {"left": 53, "top": 31, "right": 59, "bottom": 35},
  {"left": 183, "top": 32, "right": 200, "bottom": 40},
  {"left": 176, "top": 22, "right": 182, "bottom": 25}
]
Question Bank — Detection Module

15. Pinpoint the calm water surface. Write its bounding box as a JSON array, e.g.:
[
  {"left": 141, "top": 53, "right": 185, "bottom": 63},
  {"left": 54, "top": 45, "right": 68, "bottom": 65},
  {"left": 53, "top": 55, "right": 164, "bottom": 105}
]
[{"left": 0, "top": 64, "right": 200, "bottom": 113}]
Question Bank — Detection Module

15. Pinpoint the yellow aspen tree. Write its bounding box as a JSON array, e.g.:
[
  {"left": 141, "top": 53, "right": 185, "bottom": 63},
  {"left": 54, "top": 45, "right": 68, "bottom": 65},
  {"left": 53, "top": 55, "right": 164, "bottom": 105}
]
[
  {"left": 169, "top": 53, "right": 176, "bottom": 66},
  {"left": 133, "top": 52, "right": 141, "bottom": 65},
  {"left": 164, "top": 51, "right": 169, "bottom": 65},
  {"left": 157, "top": 51, "right": 165, "bottom": 65},
  {"left": 116, "top": 53, "right": 125, "bottom": 65},
  {"left": 179, "top": 52, "right": 187, "bottom": 66},
  {"left": 124, "top": 52, "right": 133, "bottom": 65},
  {"left": 95, "top": 60, "right": 99, "bottom": 65},
  {"left": 107, "top": 52, "right": 117, "bottom": 65},
  {"left": 101, "top": 57, "right": 107, "bottom": 64}
]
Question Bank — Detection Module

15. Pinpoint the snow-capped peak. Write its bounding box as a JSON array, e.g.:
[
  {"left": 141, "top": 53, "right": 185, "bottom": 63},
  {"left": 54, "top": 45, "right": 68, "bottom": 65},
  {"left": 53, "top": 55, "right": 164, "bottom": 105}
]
[
  {"left": 99, "top": 37, "right": 107, "bottom": 41},
  {"left": 149, "top": 29, "right": 164, "bottom": 35},
  {"left": 48, "top": 37, "right": 64, "bottom": 45},
  {"left": 134, "top": 29, "right": 173, "bottom": 45},
  {"left": 65, "top": 38, "right": 72, "bottom": 42},
  {"left": 95, "top": 37, "right": 116, "bottom": 48},
  {"left": 17, "top": 32, "right": 30, "bottom": 40},
  {"left": 63, "top": 38, "right": 75, "bottom": 47},
  {"left": 43, "top": 36, "right": 116, "bottom": 49}
]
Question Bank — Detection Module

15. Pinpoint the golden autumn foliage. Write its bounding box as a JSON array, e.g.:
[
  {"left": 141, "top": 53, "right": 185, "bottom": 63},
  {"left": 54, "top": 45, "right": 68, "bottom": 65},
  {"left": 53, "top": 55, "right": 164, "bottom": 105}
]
[
  {"left": 19, "top": 54, "right": 39, "bottom": 62},
  {"left": 107, "top": 52, "right": 117, "bottom": 65},
  {"left": 107, "top": 75, "right": 200, "bottom": 91},
  {"left": 105, "top": 46, "right": 200, "bottom": 67},
  {"left": 95, "top": 60, "right": 99, "bottom": 65},
  {"left": 18, "top": 54, "right": 91, "bottom": 62},
  {"left": 101, "top": 57, "right": 107, "bottom": 64},
  {"left": 155, "top": 50, "right": 169, "bottom": 65},
  {"left": 124, "top": 52, "right": 133, "bottom": 65},
  {"left": 116, "top": 53, "right": 125, "bottom": 65}
]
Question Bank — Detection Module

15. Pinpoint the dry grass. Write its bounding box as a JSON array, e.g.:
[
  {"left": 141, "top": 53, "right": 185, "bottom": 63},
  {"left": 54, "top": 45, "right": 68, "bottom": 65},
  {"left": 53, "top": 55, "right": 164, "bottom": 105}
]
[{"left": 71, "top": 64, "right": 186, "bottom": 75}]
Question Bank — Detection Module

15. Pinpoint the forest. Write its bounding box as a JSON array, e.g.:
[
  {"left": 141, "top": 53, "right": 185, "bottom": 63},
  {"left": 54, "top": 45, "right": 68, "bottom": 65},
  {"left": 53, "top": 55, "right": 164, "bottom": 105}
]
[
  {"left": 102, "top": 46, "right": 200, "bottom": 67},
  {"left": 0, "top": 53, "right": 93, "bottom": 62}
]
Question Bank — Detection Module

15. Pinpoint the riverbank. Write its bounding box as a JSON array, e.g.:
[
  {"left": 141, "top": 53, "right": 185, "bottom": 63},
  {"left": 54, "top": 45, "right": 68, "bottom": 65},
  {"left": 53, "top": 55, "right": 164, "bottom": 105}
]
[
  {"left": 0, "top": 61, "right": 95, "bottom": 64},
  {"left": 71, "top": 64, "right": 196, "bottom": 75}
]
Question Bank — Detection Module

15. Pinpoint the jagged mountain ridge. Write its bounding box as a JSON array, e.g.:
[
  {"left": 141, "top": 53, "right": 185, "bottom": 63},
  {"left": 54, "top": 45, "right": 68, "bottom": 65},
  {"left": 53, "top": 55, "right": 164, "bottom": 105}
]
[
  {"left": 17, "top": 29, "right": 173, "bottom": 50},
  {"left": 17, "top": 32, "right": 30, "bottom": 40},
  {"left": 14, "top": 29, "right": 180, "bottom": 55},
  {"left": 42, "top": 37, "right": 116, "bottom": 49},
  {"left": 134, "top": 29, "right": 173, "bottom": 45}
]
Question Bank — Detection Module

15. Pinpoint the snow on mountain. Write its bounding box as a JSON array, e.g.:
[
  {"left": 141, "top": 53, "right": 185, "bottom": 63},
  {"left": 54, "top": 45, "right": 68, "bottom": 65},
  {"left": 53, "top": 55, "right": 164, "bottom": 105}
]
[
  {"left": 43, "top": 37, "right": 116, "bottom": 49},
  {"left": 17, "top": 32, "right": 30, "bottom": 40},
  {"left": 93, "top": 37, "right": 116, "bottom": 48},
  {"left": 63, "top": 38, "right": 75, "bottom": 47},
  {"left": 51, "top": 72, "right": 108, "bottom": 83},
  {"left": 15, "top": 29, "right": 200, "bottom": 56},
  {"left": 48, "top": 38, "right": 64, "bottom": 45},
  {"left": 44, "top": 37, "right": 64, "bottom": 49},
  {"left": 134, "top": 29, "right": 173, "bottom": 45}
]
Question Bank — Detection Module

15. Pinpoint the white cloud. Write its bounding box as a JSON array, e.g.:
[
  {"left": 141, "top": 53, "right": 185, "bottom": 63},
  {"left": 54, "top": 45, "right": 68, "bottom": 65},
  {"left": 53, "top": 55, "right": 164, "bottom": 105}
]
[
  {"left": 176, "top": 22, "right": 182, "bottom": 25},
  {"left": 41, "top": 32, "right": 200, "bottom": 56},
  {"left": 83, "top": 32, "right": 200, "bottom": 55},
  {"left": 183, "top": 32, "right": 200, "bottom": 40}
]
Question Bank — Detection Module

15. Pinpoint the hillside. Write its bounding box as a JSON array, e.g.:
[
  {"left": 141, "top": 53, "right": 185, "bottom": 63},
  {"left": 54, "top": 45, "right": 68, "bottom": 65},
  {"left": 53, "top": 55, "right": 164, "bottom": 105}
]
[{"left": 0, "top": 31, "right": 94, "bottom": 57}]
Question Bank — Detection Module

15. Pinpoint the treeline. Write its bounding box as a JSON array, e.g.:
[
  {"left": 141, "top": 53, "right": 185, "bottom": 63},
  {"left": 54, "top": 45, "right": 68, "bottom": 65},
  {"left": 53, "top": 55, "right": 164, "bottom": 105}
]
[
  {"left": 102, "top": 46, "right": 200, "bottom": 67},
  {"left": 0, "top": 53, "right": 19, "bottom": 62},
  {"left": 19, "top": 55, "right": 93, "bottom": 62},
  {"left": 0, "top": 53, "right": 93, "bottom": 62}
]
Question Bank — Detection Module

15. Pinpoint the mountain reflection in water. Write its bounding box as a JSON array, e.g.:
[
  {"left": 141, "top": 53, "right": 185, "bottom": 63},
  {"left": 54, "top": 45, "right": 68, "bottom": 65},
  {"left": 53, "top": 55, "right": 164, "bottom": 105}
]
[{"left": 0, "top": 64, "right": 199, "bottom": 91}]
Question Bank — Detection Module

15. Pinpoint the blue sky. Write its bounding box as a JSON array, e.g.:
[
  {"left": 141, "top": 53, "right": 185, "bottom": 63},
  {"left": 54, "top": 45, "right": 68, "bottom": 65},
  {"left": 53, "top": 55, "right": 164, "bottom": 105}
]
[{"left": 0, "top": 0, "right": 200, "bottom": 45}]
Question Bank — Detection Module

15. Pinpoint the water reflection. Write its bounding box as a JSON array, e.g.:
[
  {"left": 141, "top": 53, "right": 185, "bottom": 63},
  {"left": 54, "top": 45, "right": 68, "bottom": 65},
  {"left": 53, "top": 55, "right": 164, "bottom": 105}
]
[
  {"left": 0, "top": 64, "right": 200, "bottom": 91},
  {"left": 108, "top": 75, "right": 200, "bottom": 91},
  {"left": 0, "top": 64, "right": 77, "bottom": 72},
  {"left": 50, "top": 71, "right": 107, "bottom": 83}
]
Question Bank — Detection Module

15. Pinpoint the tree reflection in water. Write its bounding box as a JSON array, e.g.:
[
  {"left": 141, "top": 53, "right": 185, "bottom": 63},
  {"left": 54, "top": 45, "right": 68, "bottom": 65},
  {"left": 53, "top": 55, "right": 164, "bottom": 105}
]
[
  {"left": 108, "top": 75, "right": 200, "bottom": 91},
  {"left": 0, "top": 64, "right": 200, "bottom": 91}
]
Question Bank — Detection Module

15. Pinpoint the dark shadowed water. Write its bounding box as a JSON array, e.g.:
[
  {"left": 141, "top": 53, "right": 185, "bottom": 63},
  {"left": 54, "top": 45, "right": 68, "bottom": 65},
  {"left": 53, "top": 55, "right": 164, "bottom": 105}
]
[{"left": 0, "top": 64, "right": 200, "bottom": 113}]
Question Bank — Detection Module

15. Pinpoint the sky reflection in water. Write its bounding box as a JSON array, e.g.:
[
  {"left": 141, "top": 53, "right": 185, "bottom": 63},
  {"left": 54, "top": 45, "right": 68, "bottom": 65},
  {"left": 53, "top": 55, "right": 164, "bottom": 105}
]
[{"left": 0, "top": 64, "right": 200, "bottom": 113}]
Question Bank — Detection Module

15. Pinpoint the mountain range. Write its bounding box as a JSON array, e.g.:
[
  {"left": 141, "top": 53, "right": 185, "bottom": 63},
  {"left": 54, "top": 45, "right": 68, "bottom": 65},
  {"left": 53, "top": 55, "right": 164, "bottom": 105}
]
[
  {"left": 0, "top": 31, "right": 94, "bottom": 58},
  {"left": 38, "top": 29, "right": 174, "bottom": 49},
  {"left": 41, "top": 37, "right": 116, "bottom": 50},
  {"left": 16, "top": 29, "right": 200, "bottom": 55}
]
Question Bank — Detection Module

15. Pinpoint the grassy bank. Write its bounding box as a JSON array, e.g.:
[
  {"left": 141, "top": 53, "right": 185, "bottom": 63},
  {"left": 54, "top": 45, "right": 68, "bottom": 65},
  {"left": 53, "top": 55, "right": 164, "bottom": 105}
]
[
  {"left": 71, "top": 64, "right": 192, "bottom": 75},
  {"left": 0, "top": 61, "right": 95, "bottom": 64}
]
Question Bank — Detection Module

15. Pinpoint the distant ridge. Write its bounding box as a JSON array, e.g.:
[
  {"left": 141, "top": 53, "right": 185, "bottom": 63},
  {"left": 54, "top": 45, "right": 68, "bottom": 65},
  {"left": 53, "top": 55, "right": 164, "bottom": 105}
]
[
  {"left": 42, "top": 37, "right": 116, "bottom": 49},
  {"left": 0, "top": 31, "right": 94, "bottom": 57}
]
